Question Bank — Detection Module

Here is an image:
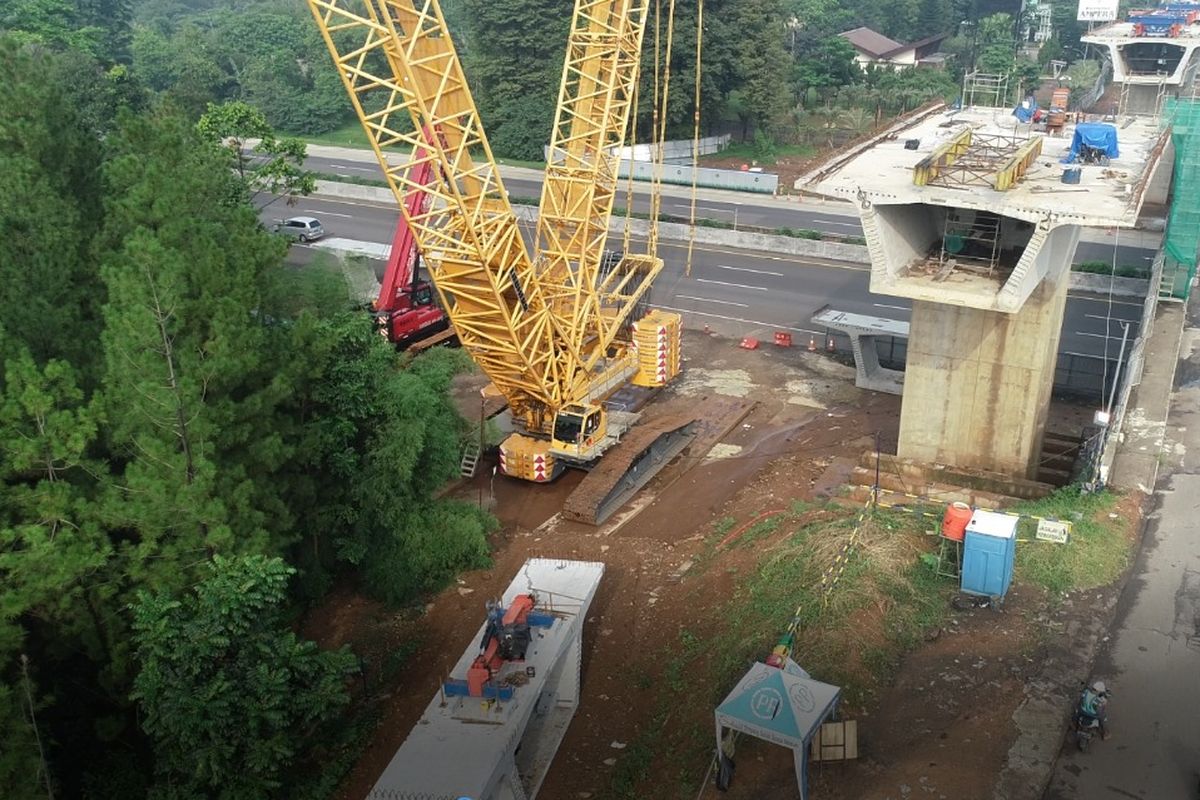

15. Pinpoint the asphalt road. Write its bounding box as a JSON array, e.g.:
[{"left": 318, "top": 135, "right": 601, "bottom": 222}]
[
  {"left": 300, "top": 153, "right": 1157, "bottom": 265},
  {"left": 1044, "top": 332, "right": 1200, "bottom": 799},
  {"left": 263, "top": 193, "right": 1145, "bottom": 364}
]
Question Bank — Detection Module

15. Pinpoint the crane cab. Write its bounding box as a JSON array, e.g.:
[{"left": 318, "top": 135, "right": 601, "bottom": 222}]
[{"left": 551, "top": 403, "right": 607, "bottom": 460}]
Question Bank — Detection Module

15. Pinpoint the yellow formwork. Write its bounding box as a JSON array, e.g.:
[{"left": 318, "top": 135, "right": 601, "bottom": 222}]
[
  {"left": 993, "top": 136, "right": 1044, "bottom": 191},
  {"left": 913, "top": 128, "right": 973, "bottom": 186}
]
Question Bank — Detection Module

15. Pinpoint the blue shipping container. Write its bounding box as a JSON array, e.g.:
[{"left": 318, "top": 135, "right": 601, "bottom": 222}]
[{"left": 960, "top": 510, "right": 1018, "bottom": 599}]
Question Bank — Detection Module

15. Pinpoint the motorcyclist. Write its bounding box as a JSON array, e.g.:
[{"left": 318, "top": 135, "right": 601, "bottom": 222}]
[{"left": 1077, "top": 680, "right": 1110, "bottom": 740}]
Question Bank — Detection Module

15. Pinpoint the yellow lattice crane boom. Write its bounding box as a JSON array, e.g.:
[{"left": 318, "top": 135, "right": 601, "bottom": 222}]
[{"left": 307, "top": 0, "right": 684, "bottom": 488}]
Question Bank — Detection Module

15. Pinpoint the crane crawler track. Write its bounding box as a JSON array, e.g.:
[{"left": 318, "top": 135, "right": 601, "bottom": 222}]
[{"left": 562, "top": 413, "right": 698, "bottom": 525}]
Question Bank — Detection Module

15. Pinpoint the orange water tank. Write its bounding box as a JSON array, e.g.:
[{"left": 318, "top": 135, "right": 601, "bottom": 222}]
[{"left": 941, "top": 502, "right": 972, "bottom": 542}]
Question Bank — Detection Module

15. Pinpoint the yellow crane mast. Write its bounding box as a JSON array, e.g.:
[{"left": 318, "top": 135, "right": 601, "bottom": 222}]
[{"left": 306, "top": 0, "right": 683, "bottom": 485}]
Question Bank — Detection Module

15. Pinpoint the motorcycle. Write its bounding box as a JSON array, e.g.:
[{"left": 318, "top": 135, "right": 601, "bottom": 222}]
[{"left": 1071, "top": 681, "right": 1111, "bottom": 752}]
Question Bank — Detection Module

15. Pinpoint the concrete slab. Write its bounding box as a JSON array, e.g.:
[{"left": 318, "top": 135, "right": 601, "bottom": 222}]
[
  {"left": 370, "top": 558, "right": 604, "bottom": 800},
  {"left": 801, "top": 106, "right": 1168, "bottom": 228}
]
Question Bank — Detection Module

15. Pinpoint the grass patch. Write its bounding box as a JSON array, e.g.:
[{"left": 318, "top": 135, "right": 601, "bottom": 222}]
[
  {"left": 294, "top": 121, "right": 379, "bottom": 149},
  {"left": 1012, "top": 488, "right": 1131, "bottom": 595},
  {"left": 312, "top": 171, "right": 388, "bottom": 189},
  {"left": 1072, "top": 260, "right": 1151, "bottom": 280},
  {"left": 495, "top": 156, "right": 547, "bottom": 170},
  {"left": 608, "top": 507, "right": 953, "bottom": 797}
]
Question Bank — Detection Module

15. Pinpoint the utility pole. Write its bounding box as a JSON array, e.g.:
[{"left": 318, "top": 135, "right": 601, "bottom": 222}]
[{"left": 873, "top": 430, "right": 882, "bottom": 508}]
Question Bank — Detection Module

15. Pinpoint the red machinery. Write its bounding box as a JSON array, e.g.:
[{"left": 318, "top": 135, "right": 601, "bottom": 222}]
[
  {"left": 444, "top": 593, "right": 555, "bottom": 699},
  {"left": 373, "top": 150, "right": 453, "bottom": 348}
]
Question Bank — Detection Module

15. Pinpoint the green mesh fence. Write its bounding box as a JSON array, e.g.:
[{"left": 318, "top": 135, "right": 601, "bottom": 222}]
[{"left": 1163, "top": 98, "right": 1200, "bottom": 299}]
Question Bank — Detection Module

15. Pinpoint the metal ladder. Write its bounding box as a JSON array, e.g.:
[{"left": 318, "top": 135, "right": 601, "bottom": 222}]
[{"left": 460, "top": 440, "right": 481, "bottom": 478}]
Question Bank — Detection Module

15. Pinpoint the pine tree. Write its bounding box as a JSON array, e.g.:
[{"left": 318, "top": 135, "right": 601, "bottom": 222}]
[
  {"left": 0, "top": 40, "right": 106, "bottom": 375},
  {"left": 97, "top": 108, "right": 294, "bottom": 595}
]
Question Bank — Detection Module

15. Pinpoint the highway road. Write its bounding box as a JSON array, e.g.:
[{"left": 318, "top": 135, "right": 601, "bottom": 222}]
[
  {"left": 299, "top": 152, "right": 1157, "bottom": 266},
  {"left": 263, "top": 193, "right": 1146, "bottom": 376}
]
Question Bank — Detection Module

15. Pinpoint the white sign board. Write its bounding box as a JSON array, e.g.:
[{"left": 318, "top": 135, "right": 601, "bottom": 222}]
[
  {"left": 1077, "top": 0, "right": 1118, "bottom": 21},
  {"left": 1036, "top": 518, "right": 1072, "bottom": 544}
]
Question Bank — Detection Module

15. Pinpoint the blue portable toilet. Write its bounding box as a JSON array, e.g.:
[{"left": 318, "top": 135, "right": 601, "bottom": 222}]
[{"left": 960, "top": 510, "right": 1018, "bottom": 601}]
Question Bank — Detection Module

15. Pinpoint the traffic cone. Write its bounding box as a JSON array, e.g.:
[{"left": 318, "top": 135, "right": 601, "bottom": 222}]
[
  {"left": 827, "top": 336, "right": 836, "bottom": 352},
  {"left": 808, "top": 336, "right": 817, "bottom": 352}
]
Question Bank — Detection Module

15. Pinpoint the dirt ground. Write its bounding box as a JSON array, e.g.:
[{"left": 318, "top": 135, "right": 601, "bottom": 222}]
[{"left": 308, "top": 330, "right": 1108, "bottom": 800}]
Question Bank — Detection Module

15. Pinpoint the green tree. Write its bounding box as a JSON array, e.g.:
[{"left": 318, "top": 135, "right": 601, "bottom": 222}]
[
  {"left": 917, "top": 0, "right": 952, "bottom": 36},
  {"left": 280, "top": 314, "right": 493, "bottom": 603},
  {"left": 98, "top": 108, "right": 295, "bottom": 591},
  {"left": 0, "top": 0, "right": 105, "bottom": 57},
  {"left": 729, "top": 0, "right": 791, "bottom": 137},
  {"left": 196, "top": 100, "right": 315, "bottom": 208},
  {"left": 131, "top": 554, "right": 355, "bottom": 798},
  {"left": 0, "top": 343, "right": 112, "bottom": 800},
  {"left": 793, "top": 35, "right": 860, "bottom": 95},
  {"left": 0, "top": 39, "right": 106, "bottom": 375},
  {"left": 459, "top": 0, "right": 571, "bottom": 160}
]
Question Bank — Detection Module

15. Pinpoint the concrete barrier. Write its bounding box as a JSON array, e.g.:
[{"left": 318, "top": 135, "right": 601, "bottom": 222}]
[{"left": 313, "top": 179, "right": 395, "bottom": 204}]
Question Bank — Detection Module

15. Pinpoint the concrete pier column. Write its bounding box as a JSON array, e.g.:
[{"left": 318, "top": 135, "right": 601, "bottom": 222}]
[{"left": 897, "top": 274, "right": 1069, "bottom": 479}]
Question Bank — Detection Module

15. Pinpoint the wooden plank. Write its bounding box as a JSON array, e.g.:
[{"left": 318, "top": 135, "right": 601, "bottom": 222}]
[{"left": 809, "top": 720, "right": 858, "bottom": 762}]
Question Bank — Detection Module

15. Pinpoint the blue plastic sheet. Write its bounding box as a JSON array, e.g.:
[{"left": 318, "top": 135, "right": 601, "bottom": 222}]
[
  {"left": 1062, "top": 123, "right": 1120, "bottom": 163},
  {"left": 1012, "top": 98, "right": 1038, "bottom": 123}
]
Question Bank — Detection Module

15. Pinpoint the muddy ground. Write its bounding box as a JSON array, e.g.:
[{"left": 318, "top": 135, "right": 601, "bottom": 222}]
[{"left": 308, "top": 330, "right": 1113, "bottom": 800}]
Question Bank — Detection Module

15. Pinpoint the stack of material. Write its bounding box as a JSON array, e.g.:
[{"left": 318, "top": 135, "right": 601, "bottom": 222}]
[{"left": 630, "top": 310, "right": 682, "bottom": 387}]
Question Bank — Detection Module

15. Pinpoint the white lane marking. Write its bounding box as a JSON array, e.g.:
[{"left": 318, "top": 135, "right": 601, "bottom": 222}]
[
  {"left": 694, "top": 203, "right": 735, "bottom": 212},
  {"left": 1083, "top": 314, "right": 1139, "bottom": 326},
  {"left": 811, "top": 218, "right": 861, "bottom": 228},
  {"left": 695, "top": 278, "right": 769, "bottom": 292},
  {"left": 656, "top": 304, "right": 824, "bottom": 336},
  {"left": 328, "top": 163, "right": 378, "bottom": 172},
  {"left": 873, "top": 303, "right": 909, "bottom": 311},
  {"left": 1061, "top": 350, "right": 1125, "bottom": 361},
  {"left": 1076, "top": 331, "right": 1130, "bottom": 340},
  {"left": 716, "top": 264, "right": 784, "bottom": 277},
  {"left": 1066, "top": 294, "right": 1142, "bottom": 307},
  {"left": 676, "top": 295, "right": 749, "bottom": 308},
  {"left": 300, "top": 210, "right": 354, "bottom": 218}
]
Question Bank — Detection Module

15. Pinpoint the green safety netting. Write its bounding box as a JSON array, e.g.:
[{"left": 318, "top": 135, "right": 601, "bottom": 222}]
[{"left": 1163, "top": 98, "right": 1200, "bottom": 298}]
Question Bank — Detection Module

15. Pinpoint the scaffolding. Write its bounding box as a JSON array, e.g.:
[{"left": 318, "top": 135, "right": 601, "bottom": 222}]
[
  {"left": 1162, "top": 97, "right": 1200, "bottom": 299},
  {"left": 961, "top": 71, "right": 1012, "bottom": 109},
  {"left": 939, "top": 209, "right": 1005, "bottom": 275}
]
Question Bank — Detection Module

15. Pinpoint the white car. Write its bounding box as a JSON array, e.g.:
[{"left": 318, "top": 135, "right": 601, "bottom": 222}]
[{"left": 272, "top": 216, "right": 325, "bottom": 243}]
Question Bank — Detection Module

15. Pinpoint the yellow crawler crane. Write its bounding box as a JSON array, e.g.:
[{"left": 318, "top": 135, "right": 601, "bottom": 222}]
[{"left": 307, "top": 0, "right": 688, "bottom": 494}]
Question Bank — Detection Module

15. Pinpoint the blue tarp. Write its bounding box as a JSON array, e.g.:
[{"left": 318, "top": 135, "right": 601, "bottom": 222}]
[
  {"left": 1012, "top": 98, "right": 1038, "bottom": 123},
  {"left": 1063, "top": 123, "right": 1120, "bottom": 163}
]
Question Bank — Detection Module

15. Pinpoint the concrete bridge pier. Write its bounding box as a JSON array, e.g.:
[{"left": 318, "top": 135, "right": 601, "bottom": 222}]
[{"left": 898, "top": 274, "right": 1070, "bottom": 480}]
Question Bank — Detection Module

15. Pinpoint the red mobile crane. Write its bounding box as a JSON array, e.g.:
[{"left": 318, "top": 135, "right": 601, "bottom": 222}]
[{"left": 373, "top": 154, "right": 453, "bottom": 349}]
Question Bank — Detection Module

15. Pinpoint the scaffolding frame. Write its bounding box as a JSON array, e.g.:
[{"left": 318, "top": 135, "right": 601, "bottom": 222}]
[
  {"left": 961, "top": 71, "right": 1013, "bottom": 110},
  {"left": 939, "top": 208, "right": 1005, "bottom": 275}
]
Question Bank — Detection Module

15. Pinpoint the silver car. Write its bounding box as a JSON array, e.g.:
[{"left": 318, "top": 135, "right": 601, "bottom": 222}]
[{"left": 272, "top": 216, "right": 325, "bottom": 242}]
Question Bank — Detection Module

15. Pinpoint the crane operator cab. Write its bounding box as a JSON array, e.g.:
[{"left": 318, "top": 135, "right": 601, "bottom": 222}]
[{"left": 551, "top": 403, "right": 608, "bottom": 460}]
